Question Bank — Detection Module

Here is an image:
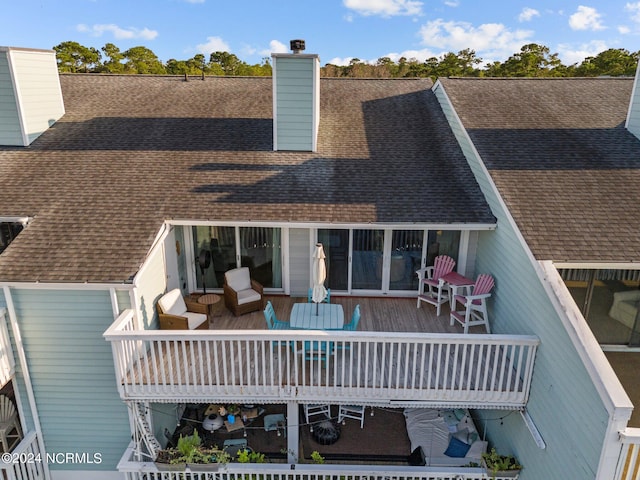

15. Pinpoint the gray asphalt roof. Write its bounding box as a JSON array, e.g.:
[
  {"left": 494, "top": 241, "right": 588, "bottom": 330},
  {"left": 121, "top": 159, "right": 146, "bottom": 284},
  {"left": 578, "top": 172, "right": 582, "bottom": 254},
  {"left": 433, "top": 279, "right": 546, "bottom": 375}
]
[
  {"left": 0, "top": 74, "right": 494, "bottom": 283},
  {"left": 439, "top": 77, "right": 640, "bottom": 263}
]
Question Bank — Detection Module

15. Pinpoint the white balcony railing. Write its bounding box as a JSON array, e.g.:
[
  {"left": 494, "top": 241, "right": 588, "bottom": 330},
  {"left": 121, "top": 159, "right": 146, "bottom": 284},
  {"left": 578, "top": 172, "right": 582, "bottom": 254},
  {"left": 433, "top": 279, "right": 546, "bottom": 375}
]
[
  {"left": 105, "top": 310, "right": 539, "bottom": 408},
  {"left": 117, "top": 442, "right": 503, "bottom": 480},
  {"left": 0, "top": 431, "right": 46, "bottom": 480},
  {"left": 616, "top": 427, "right": 640, "bottom": 480},
  {"left": 0, "top": 308, "right": 16, "bottom": 388}
]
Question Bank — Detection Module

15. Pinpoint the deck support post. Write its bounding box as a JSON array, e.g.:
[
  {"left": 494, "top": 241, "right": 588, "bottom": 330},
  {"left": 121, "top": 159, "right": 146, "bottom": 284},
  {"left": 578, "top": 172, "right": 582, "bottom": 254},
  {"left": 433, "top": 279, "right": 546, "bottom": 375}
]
[{"left": 286, "top": 401, "right": 299, "bottom": 463}]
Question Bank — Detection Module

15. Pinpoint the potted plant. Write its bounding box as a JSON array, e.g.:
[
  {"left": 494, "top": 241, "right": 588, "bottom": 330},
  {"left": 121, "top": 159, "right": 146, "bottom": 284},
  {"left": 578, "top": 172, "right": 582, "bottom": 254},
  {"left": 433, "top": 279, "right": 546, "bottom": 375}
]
[
  {"left": 154, "top": 430, "right": 229, "bottom": 472},
  {"left": 481, "top": 448, "right": 522, "bottom": 479}
]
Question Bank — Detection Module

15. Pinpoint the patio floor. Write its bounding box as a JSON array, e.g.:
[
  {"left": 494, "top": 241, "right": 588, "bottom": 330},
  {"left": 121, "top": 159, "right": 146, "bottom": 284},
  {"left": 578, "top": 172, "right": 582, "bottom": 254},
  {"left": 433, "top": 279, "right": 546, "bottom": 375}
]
[{"left": 206, "top": 294, "right": 486, "bottom": 335}]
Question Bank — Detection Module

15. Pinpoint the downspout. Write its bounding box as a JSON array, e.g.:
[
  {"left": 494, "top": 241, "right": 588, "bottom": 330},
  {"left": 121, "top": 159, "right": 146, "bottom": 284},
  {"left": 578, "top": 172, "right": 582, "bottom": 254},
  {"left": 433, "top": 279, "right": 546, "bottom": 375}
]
[{"left": 2, "top": 286, "right": 51, "bottom": 480}]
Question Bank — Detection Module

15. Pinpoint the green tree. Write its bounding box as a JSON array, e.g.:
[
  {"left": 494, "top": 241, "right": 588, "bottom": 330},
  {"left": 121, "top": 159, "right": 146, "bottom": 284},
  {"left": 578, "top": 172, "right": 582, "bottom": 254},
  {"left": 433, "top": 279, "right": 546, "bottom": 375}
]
[
  {"left": 576, "top": 48, "right": 639, "bottom": 76},
  {"left": 209, "top": 51, "right": 248, "bottom": 75},
  {"left": 54, "top": 41, "right": 101, "bottom": 73},
  {"left": 100, "top": 43, "right": 125, "bottom": 73},
  {"left": 122, "top": 46, "right": 165, "bottom": 74},
  {"left": 497, "top": 43, "right": 562, "bottom": 77}
]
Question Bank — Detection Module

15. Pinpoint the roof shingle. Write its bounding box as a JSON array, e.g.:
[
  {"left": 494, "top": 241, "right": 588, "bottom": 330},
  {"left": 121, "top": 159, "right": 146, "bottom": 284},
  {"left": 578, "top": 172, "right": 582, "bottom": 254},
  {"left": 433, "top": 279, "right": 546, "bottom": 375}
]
[{"left": 0, "top": 74, "right": 494, "bottom": 283}]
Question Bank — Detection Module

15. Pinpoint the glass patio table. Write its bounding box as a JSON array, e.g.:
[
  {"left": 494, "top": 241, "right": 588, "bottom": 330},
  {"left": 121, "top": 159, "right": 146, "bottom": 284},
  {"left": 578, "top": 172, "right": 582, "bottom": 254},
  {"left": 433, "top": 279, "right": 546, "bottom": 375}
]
[{"left": 290, "top": 303, "right": 344, "bottom": 329}]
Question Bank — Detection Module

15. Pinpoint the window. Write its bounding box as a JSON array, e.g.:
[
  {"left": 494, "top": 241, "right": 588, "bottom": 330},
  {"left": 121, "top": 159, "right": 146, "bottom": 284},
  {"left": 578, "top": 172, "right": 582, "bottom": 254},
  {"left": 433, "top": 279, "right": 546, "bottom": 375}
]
[
  {"left": 0, "top": 222, "right": 24, "bottom": 254},
  {"left": 192, "top": 226, "right": 283, "bottom": 290}
]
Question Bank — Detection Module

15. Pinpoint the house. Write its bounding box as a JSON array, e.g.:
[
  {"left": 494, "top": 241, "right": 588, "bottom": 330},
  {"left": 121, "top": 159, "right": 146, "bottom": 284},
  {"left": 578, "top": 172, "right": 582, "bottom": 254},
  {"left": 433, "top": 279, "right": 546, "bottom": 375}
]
[
  {"left": 433, "top": 75, "right": 640, "bottom": 478},
  {"left": 0, "top": 43, "right": 634, "bottom": 480}
]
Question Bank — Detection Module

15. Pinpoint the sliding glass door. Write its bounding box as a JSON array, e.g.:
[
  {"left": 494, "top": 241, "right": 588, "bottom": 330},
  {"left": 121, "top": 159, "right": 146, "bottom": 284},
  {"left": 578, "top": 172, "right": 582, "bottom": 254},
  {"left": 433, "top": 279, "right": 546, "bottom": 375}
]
[
  {"left": 192, "top": 226, "right": 282, "bottom": 290},
  {"left": 352, "top": 229, "right": 384, "bottom": 290},
  {"left": 318, "top": 229, "right": 349, "bottom": 291},
  {"left": 318, "top": 228, "right": 461, "bottom": 294}
]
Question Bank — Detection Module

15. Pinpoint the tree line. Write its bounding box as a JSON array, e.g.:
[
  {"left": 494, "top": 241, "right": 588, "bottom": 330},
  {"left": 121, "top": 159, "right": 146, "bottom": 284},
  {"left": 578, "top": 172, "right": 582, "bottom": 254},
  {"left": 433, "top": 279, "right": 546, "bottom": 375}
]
[{"left": 54, "top": 41, "right": 640, "bottom": 79}]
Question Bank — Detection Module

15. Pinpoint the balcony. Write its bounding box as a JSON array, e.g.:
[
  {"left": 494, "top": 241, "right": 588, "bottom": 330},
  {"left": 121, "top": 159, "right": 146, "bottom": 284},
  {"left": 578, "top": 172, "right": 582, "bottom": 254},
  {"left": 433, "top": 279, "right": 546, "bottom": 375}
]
[{"left": 104, "top": 296, "right": 539, "bottom": 409}]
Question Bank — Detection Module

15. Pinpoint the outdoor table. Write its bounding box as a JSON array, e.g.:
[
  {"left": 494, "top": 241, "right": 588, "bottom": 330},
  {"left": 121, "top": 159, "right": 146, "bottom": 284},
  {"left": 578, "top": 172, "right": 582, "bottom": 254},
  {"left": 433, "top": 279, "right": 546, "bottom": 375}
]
[
  {"left": 290, "top": 303, "right": 344, "bottom": 329},
  {"left": 441, "top": 271, "right": 475, "bottom": 302}
]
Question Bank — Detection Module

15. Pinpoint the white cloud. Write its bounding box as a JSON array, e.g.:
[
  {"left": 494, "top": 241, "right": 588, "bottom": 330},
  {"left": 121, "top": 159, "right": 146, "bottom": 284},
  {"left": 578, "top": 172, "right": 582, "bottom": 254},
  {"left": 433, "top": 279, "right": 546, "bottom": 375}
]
[
  {"left": 625, "top": 2, "right": 640, "bottom": 23},
  {"left": 327, "top": 56, "right": 357, "bottom": 66},
  {"left": 619, "top": 25, "right": 632, "bottom": 34},
  {"left": 518, "top": 7, "right": 540, "bottom": 22},
  {"left": 77, "top": 24, "right": 158, "bottom": 40},
  {"left": 196, "top": 36, "right": 230, "bottom": 55},
  {"left": 343, "top": 0, "right": 423, "bottom": 17},
  {"left": 444, "top": 0, "right": 459, "bottom": 7},
  {"left": 556, "top": 39, "right": 609, "bottom": 65},
  {"left": 568, "top": 6, "right": 605, "bottom": 31},
  {"left": 269, "top": 40, "right": 289, "bottom": 54},
  {"left": 417, "top": 19, "right": 534, "bottom": 63}
]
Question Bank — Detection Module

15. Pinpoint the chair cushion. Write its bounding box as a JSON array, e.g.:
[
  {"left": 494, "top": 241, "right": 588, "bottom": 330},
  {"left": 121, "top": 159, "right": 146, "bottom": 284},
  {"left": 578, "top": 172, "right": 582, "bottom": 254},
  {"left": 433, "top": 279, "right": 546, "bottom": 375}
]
[
  {"left": 184, "top": 312, "right": 208, "bottom": 329},
  {"left": 236, "top": 288, "right": 262, "bottom": 305},
  {"left": 158, "top": 289, "right": 187, "bottom": 316},
  {"left": 225, "top": 267, "right": 252, "bottom": 292}
]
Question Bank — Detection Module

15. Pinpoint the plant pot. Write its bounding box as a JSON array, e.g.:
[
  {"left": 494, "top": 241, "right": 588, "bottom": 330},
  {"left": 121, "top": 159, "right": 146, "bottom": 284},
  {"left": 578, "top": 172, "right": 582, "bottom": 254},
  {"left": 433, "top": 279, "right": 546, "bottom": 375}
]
[
  {"left": 481, "top": 458, "right": 521, "bottom": 479},
  {"left": 188, "top": 462, "right": 220, "bottom": 471},
  {"left": 154, "top": 461, "right": 186, "bottom": 471}
]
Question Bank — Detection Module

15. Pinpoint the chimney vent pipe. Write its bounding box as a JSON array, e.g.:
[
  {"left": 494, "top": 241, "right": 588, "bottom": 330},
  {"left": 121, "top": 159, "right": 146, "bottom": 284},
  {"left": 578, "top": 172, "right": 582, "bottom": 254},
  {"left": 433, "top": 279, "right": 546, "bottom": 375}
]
[{"left": 290, "top": 39, "right": 305, "bottom": 54}]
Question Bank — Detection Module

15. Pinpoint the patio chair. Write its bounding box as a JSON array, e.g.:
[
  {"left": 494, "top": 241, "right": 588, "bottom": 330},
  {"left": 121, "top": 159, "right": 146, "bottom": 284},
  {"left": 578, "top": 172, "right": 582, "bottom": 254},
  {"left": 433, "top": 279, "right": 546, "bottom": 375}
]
[
  {"left": 156, "top": 288, "right": 208, "bottom": 330},
  {"left": 264, "top": 301, "right": 289, "bottom": 330},
  {"left": 343, "top": 304, "right": 361, "bottom": 331},
  {"left": 0, "top": 395, "right": 21, "bottom": 452},
  {"left": 303, "top": 404, "right": 331, "bottom": 425},
  {"left": 337, "top": 304, "right": 360, "bottom": 351},
  {"left": 416, "top": 255, "right": 456, "bottom": 315},
  {"left": 338, "top": 404, "right": 365, "bottom": 428},
  {"left": 307, "top": 288, "right": 331, "bottom": 303},
  {"left": 303, "top": 340, "right": 334, "bottom": 364},
  {"left": 449, "top": 274, "right": 495, "bottom": 334},
  {"left": 223, "top": 267, "right": 264, "bottom": 316}
]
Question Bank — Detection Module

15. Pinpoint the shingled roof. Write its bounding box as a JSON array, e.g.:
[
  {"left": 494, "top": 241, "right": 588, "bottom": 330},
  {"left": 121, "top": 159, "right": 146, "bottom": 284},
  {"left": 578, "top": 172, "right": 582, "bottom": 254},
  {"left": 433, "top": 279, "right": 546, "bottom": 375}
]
[
  {"left": 439, "top": 77, "right": 640, "bottom": 263},
  {"left": 0, "top": 74, "right": 494, "bottom": 283}
]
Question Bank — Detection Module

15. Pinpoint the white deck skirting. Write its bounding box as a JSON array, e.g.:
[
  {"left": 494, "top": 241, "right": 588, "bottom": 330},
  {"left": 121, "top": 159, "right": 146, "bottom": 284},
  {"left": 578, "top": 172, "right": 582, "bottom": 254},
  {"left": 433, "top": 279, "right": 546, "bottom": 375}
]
[{"left": 105, "top": 310, "right": 539, "bottom": 408}]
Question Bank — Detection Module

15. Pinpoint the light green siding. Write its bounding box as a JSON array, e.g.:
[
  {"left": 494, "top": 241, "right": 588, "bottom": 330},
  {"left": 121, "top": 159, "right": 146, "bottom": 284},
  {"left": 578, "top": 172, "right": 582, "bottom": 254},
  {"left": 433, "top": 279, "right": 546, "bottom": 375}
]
[
  {"left": 289, "top": 228, "right": 311, "bottom": 297},
  {"left": 273, "top": 55, "right": 319, "bottom": 151},
  {"left": 434, "top": 82, "right": 610, "bottom": 479},
  {"left": 10, "top": 49, "right": 64, "bottom": 145},
  {"left": 627, "top": 67, "right": 640, "bottom": 139},
  {"left": 133, "top": 245, "right": 167, "bottom": 330},
  {"left": 0, "top": 48, "right": 64, "bottom": 146},
  {"left": 10, "top": 288, "right": 130, "bottom": 471},
  {"left": 0, "top": 53, "right": 23, "bottom": 146}
]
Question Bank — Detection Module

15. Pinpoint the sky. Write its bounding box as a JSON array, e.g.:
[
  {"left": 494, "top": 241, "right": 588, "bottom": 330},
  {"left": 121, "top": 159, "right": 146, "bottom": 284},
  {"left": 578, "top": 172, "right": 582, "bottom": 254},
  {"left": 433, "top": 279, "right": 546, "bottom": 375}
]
[{"left": 4, "top": 0, "right": 640, "bottom": 67}]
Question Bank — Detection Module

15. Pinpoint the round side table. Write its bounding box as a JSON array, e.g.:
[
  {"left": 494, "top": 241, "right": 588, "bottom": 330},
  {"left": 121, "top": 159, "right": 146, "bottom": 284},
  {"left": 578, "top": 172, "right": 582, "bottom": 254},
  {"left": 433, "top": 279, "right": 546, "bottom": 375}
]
[{"left": 198, "top": 293, "right": 222, "bottom": 321}]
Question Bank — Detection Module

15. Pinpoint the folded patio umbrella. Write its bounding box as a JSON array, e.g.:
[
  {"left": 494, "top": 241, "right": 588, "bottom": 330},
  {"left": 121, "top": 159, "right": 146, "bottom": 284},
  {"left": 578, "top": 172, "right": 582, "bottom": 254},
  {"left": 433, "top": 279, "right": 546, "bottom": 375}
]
[{"left": 311, "top": 243, "right": 327, "bottom": 315}]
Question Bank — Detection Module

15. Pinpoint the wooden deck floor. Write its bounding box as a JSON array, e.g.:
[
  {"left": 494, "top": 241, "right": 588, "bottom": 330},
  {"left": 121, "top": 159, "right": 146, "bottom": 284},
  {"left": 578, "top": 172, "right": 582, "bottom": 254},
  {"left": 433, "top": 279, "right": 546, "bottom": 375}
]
[{"left": 207, "top": 294, "right": 487, "bottom": 334}]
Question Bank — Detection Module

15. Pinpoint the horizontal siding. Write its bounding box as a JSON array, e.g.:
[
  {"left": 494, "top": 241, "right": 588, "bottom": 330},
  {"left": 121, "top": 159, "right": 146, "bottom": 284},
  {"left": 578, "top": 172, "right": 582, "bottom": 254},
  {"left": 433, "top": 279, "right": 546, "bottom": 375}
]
[
  {"left": 627, "top": 75, "right": 640, "bottom": 139},
  {"left": 11, "top": 288, "right": 130, "bottom": 471},
  {"left": 10, "top": 49, "right": 64, "bottom": 145},
  {"left": 274, "top": 56, "right": 315, "bottom": 151},
  {"left": 434, "top": 82, "right": 609, "bottom": 480},
  {"left": 0, "top": 53, "right": 23, "bottom": 146},
  {"left": 133, "top": 245, "right": 167, "bottom": 329},
  {"left": 289, "top": 228, "right": 310, "bottom": 296}
]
